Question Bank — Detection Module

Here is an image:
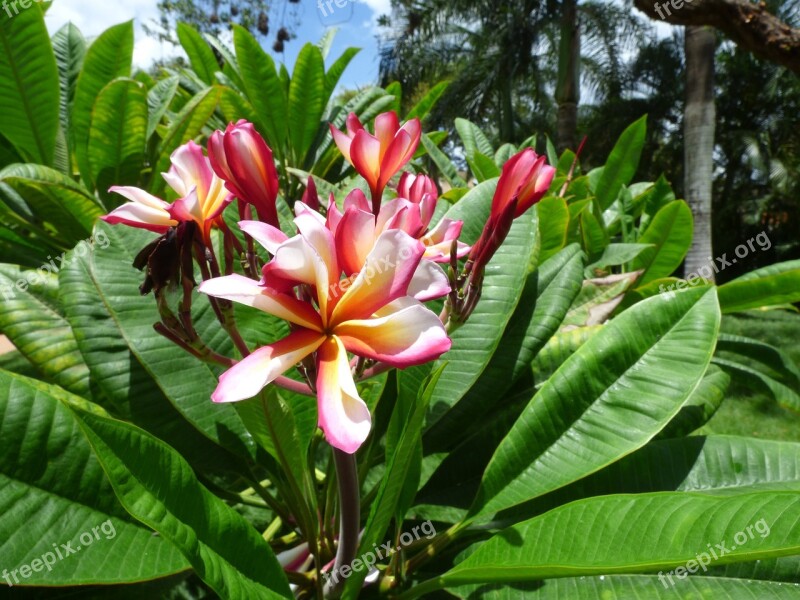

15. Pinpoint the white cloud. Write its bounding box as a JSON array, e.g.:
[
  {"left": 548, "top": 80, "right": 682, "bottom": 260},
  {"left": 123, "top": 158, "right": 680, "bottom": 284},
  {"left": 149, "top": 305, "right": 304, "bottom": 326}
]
[
  {"left": 44, "top": 0, "right": 183, "bottom": 68},
  {"left": 360, "top": 0, "right": 391, "bottom": 17}
]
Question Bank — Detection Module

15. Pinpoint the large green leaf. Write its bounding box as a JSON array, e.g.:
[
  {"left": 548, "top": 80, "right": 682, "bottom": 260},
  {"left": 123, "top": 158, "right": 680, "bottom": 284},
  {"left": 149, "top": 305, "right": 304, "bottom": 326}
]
[
  {"left": 536, "top": 197, "right": 570, "bottom": 263},
  {"left": 658, "top": 366, "right": 729, "bottom": 439},
  {"left": 446, "top": 574, "right": 800, "bottom": 598},
  {"left": 455, "top": 117, "right": 495, "bottom": 159},
  {"left": 424, "top": 244, "right": 583, "bottom": 452},
  {"left": 631, "top": 200, "right": 694, "bottom": 285},
  {"left": 496, "top": 435, "right": 800, "bottom": 527},
  {"left": 471, "top": 286, "right": 721, "bottom": 518},
  {"left": 421, "top": 133, "right": 466, "bottom": 188},
  {"left": 593, "top": 115, "right": 647, "bottom": 210},
  {"left": 288, "top": 43, "right": 327, "bottom": 165},
  {"left": 233, "top": 25, "right": 287, "bottom": 154},
  {"left": 406, "top": 81, "right": 449, "bottom": 122},
  {"left": 72, "top": 21, "right": 133, "bottom": 188},
  {"left": 72, "top": 407, "right": 292, "bottom": 599},
  {"left": 88, "top": 78, "right": 148, "bottom": 198},
  {"left": 432, "top": 491, "right": 800, "bottom": 592},
  {"left": 151, "top": 86, "right": 222, "bottom": 195},
  {"left": 58, "top": 238, "right": 245, "bottom": 472},
  {"left": 0, "top": 268, "right": 93, "bottom": 399},
  {"left": 62, "top": 222, "right": 256, "bottom": 461},
  {"left": 177, "top": 22, "right": 219, "bottom": 85},
  {"left": 0, "top": 370, "right": 190, "bottom": 585},
  {"left": 51, "top": 22, "right": 87, "bottom": 169},
  {"left": 0, "top": 163, "right": 104, "bottom": 245},
  {"left": 342, "top": 365, "right": 447, "bottom": 596},
  {"left": 399, "top": 179, "right": 537, "bottom": 438},
  {"left": 324, "top": 47, "right": 360, "bottom": 96},
  {"left": 146, "top": 75, "right": 180, "bottom": 140},
  {"left": 0, "top": 5, "right": 59, "bottom": 165},
  {"left": 718, "top": 260, "right": 800, "bottom": 313}
]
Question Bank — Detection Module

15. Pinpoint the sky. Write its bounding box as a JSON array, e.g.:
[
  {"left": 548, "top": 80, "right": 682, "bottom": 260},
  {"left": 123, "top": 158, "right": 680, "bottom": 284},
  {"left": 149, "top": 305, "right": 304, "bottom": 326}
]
[{"left": 43, "top": 0, "right": 392, "bottom": 89}]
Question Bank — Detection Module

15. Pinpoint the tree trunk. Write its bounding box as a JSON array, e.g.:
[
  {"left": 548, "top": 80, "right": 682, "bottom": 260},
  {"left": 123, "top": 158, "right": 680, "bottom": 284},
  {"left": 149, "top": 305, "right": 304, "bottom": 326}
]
[
  {"left": 683, "top": 26, "right": 716, "bottom": 281},
  {"left": 555, "top": 0, "right": 580, "bottom": 152},
  {"left": 633, "top": 0, "right": 800, "bottom": 74}
]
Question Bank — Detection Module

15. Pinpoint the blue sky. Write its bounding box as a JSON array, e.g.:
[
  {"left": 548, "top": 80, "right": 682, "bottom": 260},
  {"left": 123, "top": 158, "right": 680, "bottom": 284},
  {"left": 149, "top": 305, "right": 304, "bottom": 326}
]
[{"left": 44, "top": 0, "right": 390, "bottom": 89}]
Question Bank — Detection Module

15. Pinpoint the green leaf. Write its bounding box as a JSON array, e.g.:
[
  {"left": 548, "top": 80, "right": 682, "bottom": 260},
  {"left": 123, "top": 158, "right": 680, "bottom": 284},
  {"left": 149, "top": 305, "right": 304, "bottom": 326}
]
[
  {"left": 579, "top": 206, "right": 609, "bottom": 262},
  {"left": 467, "top": 152, "right": 501, "bottom": 182},
  {"left": 0, "top": 370, "right": 190, "bottom": 585},
  {"left": 562, "top": 271, "right": 641, "bottom": 329},
  {"left": 455, "top": 117, "right": 494, "bottom": 159},
  {"left": 146, "top": 75, "right": 180, "bottom": 140},
  {"left": 718, "top": 260, "right": 800, "bottom": 313},
  {"left": 343, "top": 365, "right": 448, "bottom": 596},
  {"left": 471, "top": 286, "right": 721, "bottom": 518},
  {"left": 440, "top": 492, "right": 800, "bottom": 589},
  {"left": 288, "top": 44, "right": 327, "bottom": 165},
  {"left": 447, "top": 576, "right": 800, "bottom": 599},
  {"left": 531, "top": 326, "right": 601, "bottom": 384},
  {"left": 177, "top": 22, "right": 219, "bottom": 85},
  {"left": 421, "top": 133, "right": 466, "bottom": 188},
  {"left": 88, "top": 78, "right": 148, "bottom": 199},
  {"left": 496, "top": 435, "right": 800, "bottom": 527},
  {"left": 62, "top": 222, "right": 257, "bottom": 461},
  {"left": 152, "top": 86, "right": 221, "bottom": 195},
  {"left": 400, "top": 179, "right": 537, "bottom": 437},
  {"left": 585, "top": 243, "right": 653, "bottom": 276},
  {"left": 72, "top": 407, "right": 293, "bottom": 599},
  {"left": 658, "top": 366, "right": 729, "bottom": 439},
  {"left": 72, "top": 21, "right": 133, "bottom": 188},
  {"left": 536, "top": 197, "right": 570, "bottom": 263},
  {"left": 630, "top": 200, "right": 694, "bottom": 285},
  {"left": 594, "top": 115, "right": 647, "bottom": 210},
  {"left": 233, "top": 25, "right": 287, "bottom": 153},
  {"left": 51, "top": 23, "right": 87, "bottom": 168},
  {"left": 0, "top": 4, "right": 59, "bottom": 165},
  {"left": 0, "top": 268, "right": 93, "bottom": 399},
  {"left": 714, "top": 356, "right": 800, "bottom": 413},
  {"left": 406, "top": 81, "right": 449, "bottom": 122},
  {"left": 424, "top": 244, "right": 583, "bottom": 452},
  {"left": 325, "top": 47, "right": 360, "bottom": 96},
  {"left": 0, "top": 163, "right": 104, "bottom": 244}
]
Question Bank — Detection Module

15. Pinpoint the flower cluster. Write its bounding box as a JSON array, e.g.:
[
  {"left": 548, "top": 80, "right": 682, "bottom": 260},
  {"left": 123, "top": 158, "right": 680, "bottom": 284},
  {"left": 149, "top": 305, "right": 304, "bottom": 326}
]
[{"left": 100, "top": 110, "right": 555, "bottom": 454}]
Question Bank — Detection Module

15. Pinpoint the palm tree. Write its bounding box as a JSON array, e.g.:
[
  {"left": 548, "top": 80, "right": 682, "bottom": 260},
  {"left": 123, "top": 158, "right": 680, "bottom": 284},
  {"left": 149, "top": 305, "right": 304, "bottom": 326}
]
[
  {"left": 379, "top": 0, "right": 644, "bottom": 148},
  {"left": 683, "top": 26, "right": 716, "bottom": 280}
]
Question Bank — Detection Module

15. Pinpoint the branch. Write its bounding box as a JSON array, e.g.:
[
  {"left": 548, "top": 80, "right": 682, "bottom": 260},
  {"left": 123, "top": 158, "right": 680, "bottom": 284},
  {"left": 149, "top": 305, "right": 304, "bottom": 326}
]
[{"left": 634, "top": 0, "right": 800, "bottom": 74}]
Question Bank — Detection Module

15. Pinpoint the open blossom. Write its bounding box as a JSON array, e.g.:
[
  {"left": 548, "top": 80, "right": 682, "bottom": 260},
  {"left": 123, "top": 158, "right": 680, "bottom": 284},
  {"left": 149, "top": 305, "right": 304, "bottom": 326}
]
[
  {"left": 102, "top": 141, "right": 232, "bottom": 243},
  {"left": 199, "top": 206, "right": 451, "bottom": 453},
  {"left": 208, "top": 120, "right": 281, "bottom": 229},
  {"left": 330, "top": 112, "right": 421, "bottom": 212}
]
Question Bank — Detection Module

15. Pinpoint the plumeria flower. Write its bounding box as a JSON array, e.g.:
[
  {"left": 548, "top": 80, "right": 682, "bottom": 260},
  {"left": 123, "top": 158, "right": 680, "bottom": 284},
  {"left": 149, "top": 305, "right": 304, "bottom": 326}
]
[
  {"left": 103, "top": 141, "right": 233, "bottom": 244},
  {"left": 492, "top": 148, "right": 556, "bottom": 218},
  {"left": 327, "top": 186, "right": 469, "bottom": 270},
  {"left": 330, "top": 112, "right": 421, "bottom": 213},
  {"left": 199, "top": 207, "right": 451, "bottom": 453},
  {"left": 208, "top": 120, "right": 281, "bottom": 229}
]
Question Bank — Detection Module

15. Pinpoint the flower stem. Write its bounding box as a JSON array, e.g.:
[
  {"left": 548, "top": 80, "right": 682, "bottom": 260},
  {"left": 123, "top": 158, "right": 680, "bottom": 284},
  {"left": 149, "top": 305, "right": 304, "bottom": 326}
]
[{"left": 324, "top": 448, "right": 360, "bottom": 599}]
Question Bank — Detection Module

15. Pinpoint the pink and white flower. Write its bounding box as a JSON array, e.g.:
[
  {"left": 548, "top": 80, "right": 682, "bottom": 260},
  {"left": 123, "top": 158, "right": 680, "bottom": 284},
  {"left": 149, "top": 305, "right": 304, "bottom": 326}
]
[
  {"left": 103, "top": 141, "right": 233, "bottom": 243},
  {"left": 199, "top": 206, "right": 451, "bottom": 454}
]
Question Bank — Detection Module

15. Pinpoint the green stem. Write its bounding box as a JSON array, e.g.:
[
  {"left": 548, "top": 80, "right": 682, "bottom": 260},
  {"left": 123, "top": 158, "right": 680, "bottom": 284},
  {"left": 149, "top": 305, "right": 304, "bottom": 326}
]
[{"left": 323, "top": 448, "right": 360, "bottom": 599}]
